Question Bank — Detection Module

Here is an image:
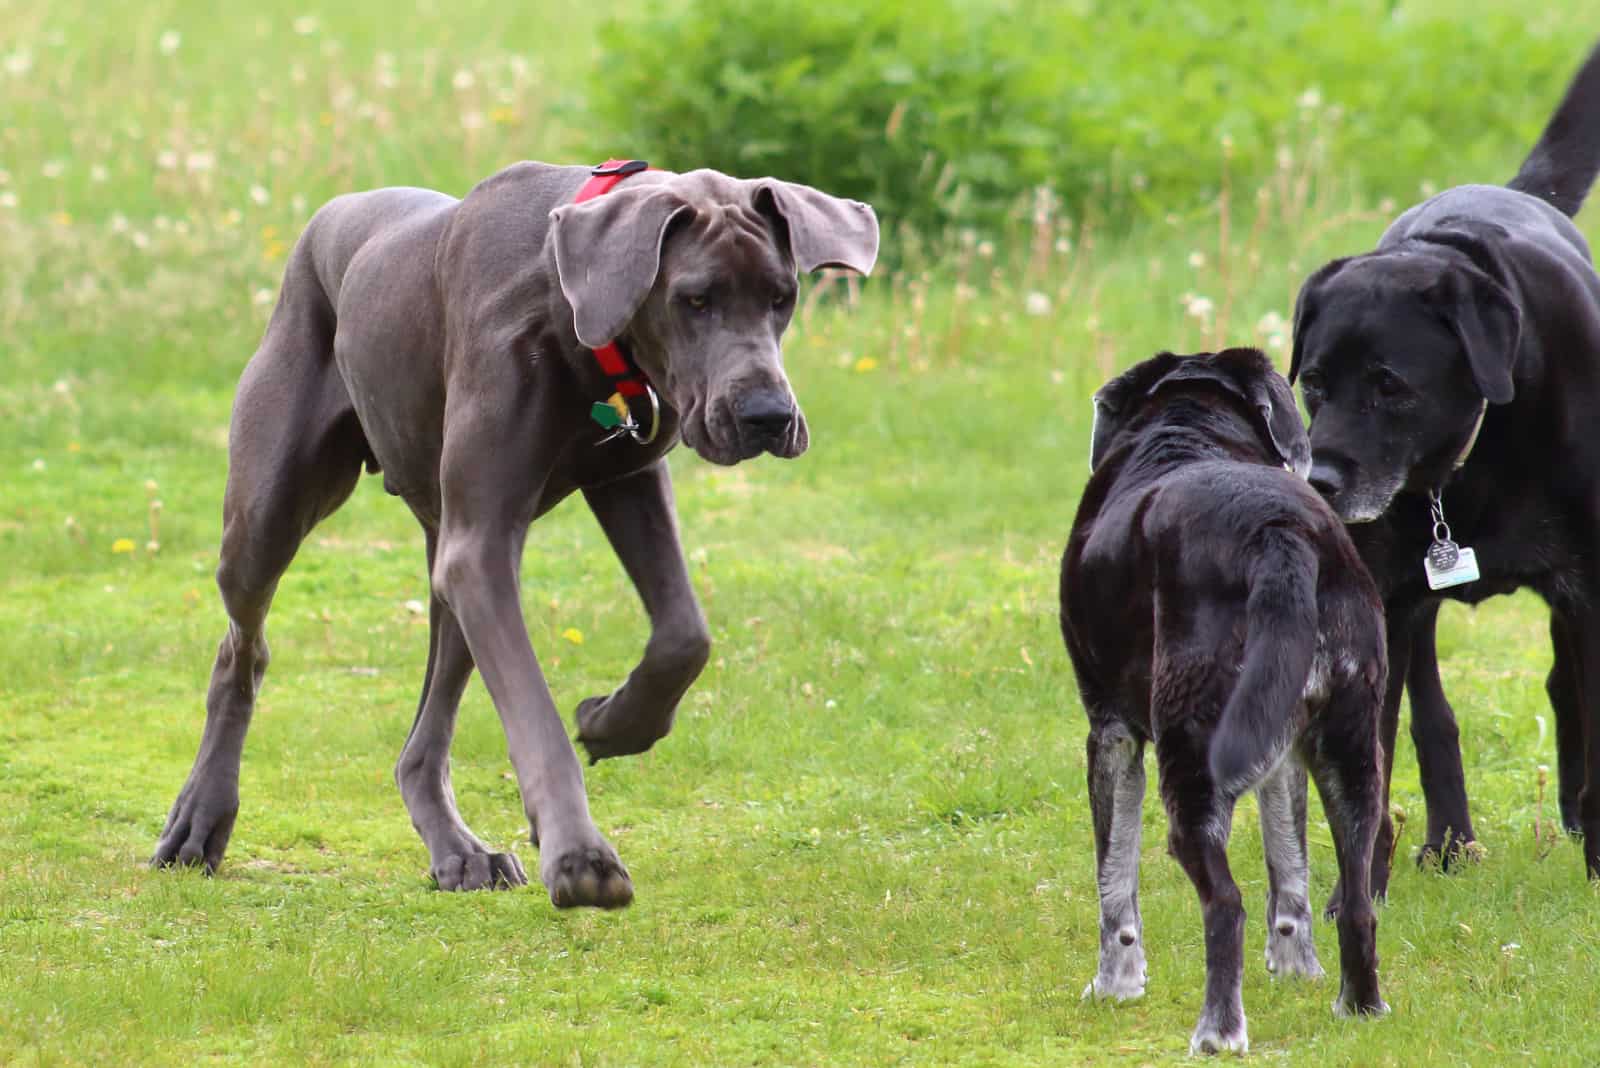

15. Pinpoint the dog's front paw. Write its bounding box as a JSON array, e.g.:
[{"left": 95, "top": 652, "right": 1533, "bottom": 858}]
[
  {"left": 431, "top": 849, "right": 527, "bottom": 892},
  {"left": 574, "top": 693, "right": 670, "bottom": 764},
  {"left": 1333, "top": 982, "right": 1390, "bottom": 1019},
  {"left": 541, "top": 837, "right": 634, "bottom": 910}
]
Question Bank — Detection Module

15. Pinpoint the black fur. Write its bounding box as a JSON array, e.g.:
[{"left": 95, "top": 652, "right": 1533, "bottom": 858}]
[
  {"left": 1290, "top": 40, "right": 1600, "bottom": 886},
  {"left": 1063, "top": 348, "right": 1387, "bottom": 1051}
]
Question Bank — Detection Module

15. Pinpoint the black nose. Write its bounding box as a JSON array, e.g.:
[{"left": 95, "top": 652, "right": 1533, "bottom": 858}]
[
  {"left": 1308, "top": 461, "right": 1344, "bottom": 500},
  {"left": 735, "top": 390, "right": 794, "bottom": 440}
]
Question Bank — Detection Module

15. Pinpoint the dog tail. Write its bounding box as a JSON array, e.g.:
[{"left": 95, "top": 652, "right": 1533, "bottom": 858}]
[
  {"left": 1508, "top": 42, "right": 1600, "bottom": 217},
  {"left": 1208, "top": 527, "right": 1319, "bottom": 797}
]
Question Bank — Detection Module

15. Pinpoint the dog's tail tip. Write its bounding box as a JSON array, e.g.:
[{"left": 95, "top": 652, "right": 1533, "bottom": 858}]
[{"left": 1508, "top": 41, "right": 1600, "bottom": 218}]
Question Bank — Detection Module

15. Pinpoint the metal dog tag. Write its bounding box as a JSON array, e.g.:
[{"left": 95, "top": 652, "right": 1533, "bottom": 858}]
[{"left": 1425, "top": 545, "right": 1479, "bottom": 590}]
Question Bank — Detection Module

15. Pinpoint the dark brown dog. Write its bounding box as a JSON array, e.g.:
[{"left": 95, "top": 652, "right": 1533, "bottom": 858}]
[{"left": 1063, "top": 348, "right": 1387, "bottom": 1053}]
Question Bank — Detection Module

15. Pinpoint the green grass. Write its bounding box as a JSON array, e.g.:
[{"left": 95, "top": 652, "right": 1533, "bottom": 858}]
[{"left": 4, "top": 2, "right": 1600, "bottom": 1065}]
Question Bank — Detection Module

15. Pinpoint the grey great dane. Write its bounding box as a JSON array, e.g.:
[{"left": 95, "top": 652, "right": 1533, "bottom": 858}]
[{"left": 151, "top": 161, "right": 879, "bottom": 908}]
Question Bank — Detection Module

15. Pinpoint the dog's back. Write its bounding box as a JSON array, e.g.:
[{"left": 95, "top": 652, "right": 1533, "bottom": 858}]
[
  {"left": 1064, "top": 350, "right": 1383, "bottom": 792},
  {"left": 1068, "top": 453, "right": 1382, "bottom": 792}
]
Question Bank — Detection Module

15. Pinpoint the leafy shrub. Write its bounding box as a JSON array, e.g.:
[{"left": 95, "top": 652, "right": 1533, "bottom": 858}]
[{"left": 587, "top": 0, "right": 1580, "bottom": 241}]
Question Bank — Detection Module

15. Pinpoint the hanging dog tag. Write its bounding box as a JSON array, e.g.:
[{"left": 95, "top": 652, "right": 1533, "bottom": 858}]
[
  {"left": 1423, "top": 492, "right": 1479, "bottom": 590},
  {"left": 1424, "top": 544, "right": 1479, "bottom": 590}
]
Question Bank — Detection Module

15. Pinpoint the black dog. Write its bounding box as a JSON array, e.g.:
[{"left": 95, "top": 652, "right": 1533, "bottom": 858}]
[
  {"left": 1062, "top": 349, "right": 1387, "bottom": 1054},
  {"left": 1291, "top": 42, "right": 1600, "bottom": 886}
]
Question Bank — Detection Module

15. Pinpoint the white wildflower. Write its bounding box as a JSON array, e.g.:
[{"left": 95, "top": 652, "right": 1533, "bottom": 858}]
[
  {"left": 159, "top": 30, "right": 181, "bottom": 56},
  {"left": 249, "top": 184, "right": 270, "bottom": 206},
  {"left": 292, "top": 15, "right": 318, "bottom": 35},
  {"left": 1024, "top": 291, "right": 1051, "bottom": 317},
  {"left": 452, "top": 69, "right": 475, "bottom": 90}
]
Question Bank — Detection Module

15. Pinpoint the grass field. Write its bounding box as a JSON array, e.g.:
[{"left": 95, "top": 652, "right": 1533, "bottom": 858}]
[{"left": 4, "top": 2, "right": 1600, "bottom": 1065}]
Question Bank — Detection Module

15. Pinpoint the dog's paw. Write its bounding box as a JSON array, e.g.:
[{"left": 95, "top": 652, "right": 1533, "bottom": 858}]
[
  {"left": 1333, "top": 983, "right": 1390, "bottom": 1019},
  {"left": 541, "top": 839, "right": 633, "bottom": 910},
  {"left": 1082, "top": 940, "right": 1148, "bottom": 1002},
  {"left": 151, "top": 776, "right": 240, "bottom": 875},
  {"left": 574, "top": 694, "right": 666, "bottom": 764},
  {"left": 1265, "top": 916, "right": 1325, "bottom": 979},
  {"left": 1416, "top": 837, "right": 1483, "bottom": 872},
  {"left": 1190, "top": 1014, "right": 1248, "bottom": 1056},
  {"left": 431, "top": 849, "right": 527, "bottom": 892}
]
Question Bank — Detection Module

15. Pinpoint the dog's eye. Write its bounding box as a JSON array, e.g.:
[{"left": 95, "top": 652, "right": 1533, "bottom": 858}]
[
  {"left": 772, "top": 290, "right": 794, "bottom": 308},
  {"left": 1371, "top": 368, "right": 1407, "bottom": 397},
  {"left": 684, "top": 294, "right": 709, "bottom": 311}
]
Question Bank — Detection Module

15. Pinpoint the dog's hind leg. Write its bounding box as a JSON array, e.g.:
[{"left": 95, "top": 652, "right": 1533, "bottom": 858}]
[
  {"left": 1306, "top": 681, "right": 1388, "bottom": 1019},
  {"left": 153, "top": 282, "right": 368, "bottom": 873},
  {"left": 1081, "top": 719, "right": 1148, "bottom": 1002},
  {"left": 1257, "top": 759, "right": 1323, "bottom": 979},
  {"left": 574, "top": 460, "right": 711, "bottom": 763},
  {"left": 394, "top": 528, "right": 528, "bottom": 891},
  {"left": 1164, "top": 783, "right": 1248, "bottom": 1055}
]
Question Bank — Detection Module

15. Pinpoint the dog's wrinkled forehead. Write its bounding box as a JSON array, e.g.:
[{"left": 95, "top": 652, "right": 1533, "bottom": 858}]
[{"left": 656, "top": 195, "right": 793, "bottom": 282}]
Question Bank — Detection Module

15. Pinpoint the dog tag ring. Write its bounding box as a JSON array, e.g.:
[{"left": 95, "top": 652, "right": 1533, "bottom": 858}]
[
  {"left": 1423, "top": 492, "right": 1480, "bottom": 590},
  {"left": 590, "top": 385, "right": 661, "bottom": 446}
]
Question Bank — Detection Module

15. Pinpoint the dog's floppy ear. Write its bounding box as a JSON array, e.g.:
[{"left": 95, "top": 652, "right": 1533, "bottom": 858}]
[
  {"left": 549, "top": 186, "right": 696, "bottom": 348},
  {"left": 1289, "top": 257, "right": 1349, "bottom": 385},
  {"left": 1089, "top": 351, "right": 1183, "bottom": 472},
  {"left": 1223, "top": 348, "right": 1312, "bottom": 478},
  {"left": 1418, "top": 235, "right": 1522, "bottom": 405},
  {"left": 751, "top": 180, "right": 880, "bottom": 276}
]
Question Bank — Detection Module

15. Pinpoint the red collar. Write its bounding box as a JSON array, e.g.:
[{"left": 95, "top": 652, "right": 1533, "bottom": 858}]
[{"left": 574, "top": 159, "right": 651, "bottom": 400}]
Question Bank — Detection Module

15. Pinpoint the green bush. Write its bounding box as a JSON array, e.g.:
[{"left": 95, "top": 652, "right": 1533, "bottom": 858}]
[
  {"left": 587, "top": 0, "right": 1581, "bottom": 240},
  {"left": 586, "top": 0, "right": 1056, "bottom": 238}
]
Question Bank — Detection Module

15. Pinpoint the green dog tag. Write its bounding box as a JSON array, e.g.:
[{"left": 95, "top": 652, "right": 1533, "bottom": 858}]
[{"left": 590, "top": 401, "right": 623, "bottom": 429}]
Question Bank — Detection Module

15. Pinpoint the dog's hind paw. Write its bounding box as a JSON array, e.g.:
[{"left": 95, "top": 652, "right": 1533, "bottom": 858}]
[
  {"left": 431, "top": 850, "right": 527, "bottom": 892},
  {"left": 1081, "top": 970, "right": 1147, "bottom": 1002},
  {"left": 1265, "top": 917, "right": 1325, "bottom": 979}
]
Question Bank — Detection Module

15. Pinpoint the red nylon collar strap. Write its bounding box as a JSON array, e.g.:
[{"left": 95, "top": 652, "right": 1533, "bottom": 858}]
[{"left": 573, "top": 159, "right": 651, "bottom": 398}]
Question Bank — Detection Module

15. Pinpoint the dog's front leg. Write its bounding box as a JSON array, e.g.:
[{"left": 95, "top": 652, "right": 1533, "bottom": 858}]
[
  {"left": 434, "top": 518, "right": 632, "bottom": 908},
  {"left": 1405, "top": 602, "right": 1477, "bottom": 866},
  {"left": 1558, "top": 605, "right": 1600, "bottom": 878},
  {"left": 575, "top": 460, "right": 712, "bottom": 763},
  {"left": 430, "top": 398, "right": 633, "bottom": 908}
]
